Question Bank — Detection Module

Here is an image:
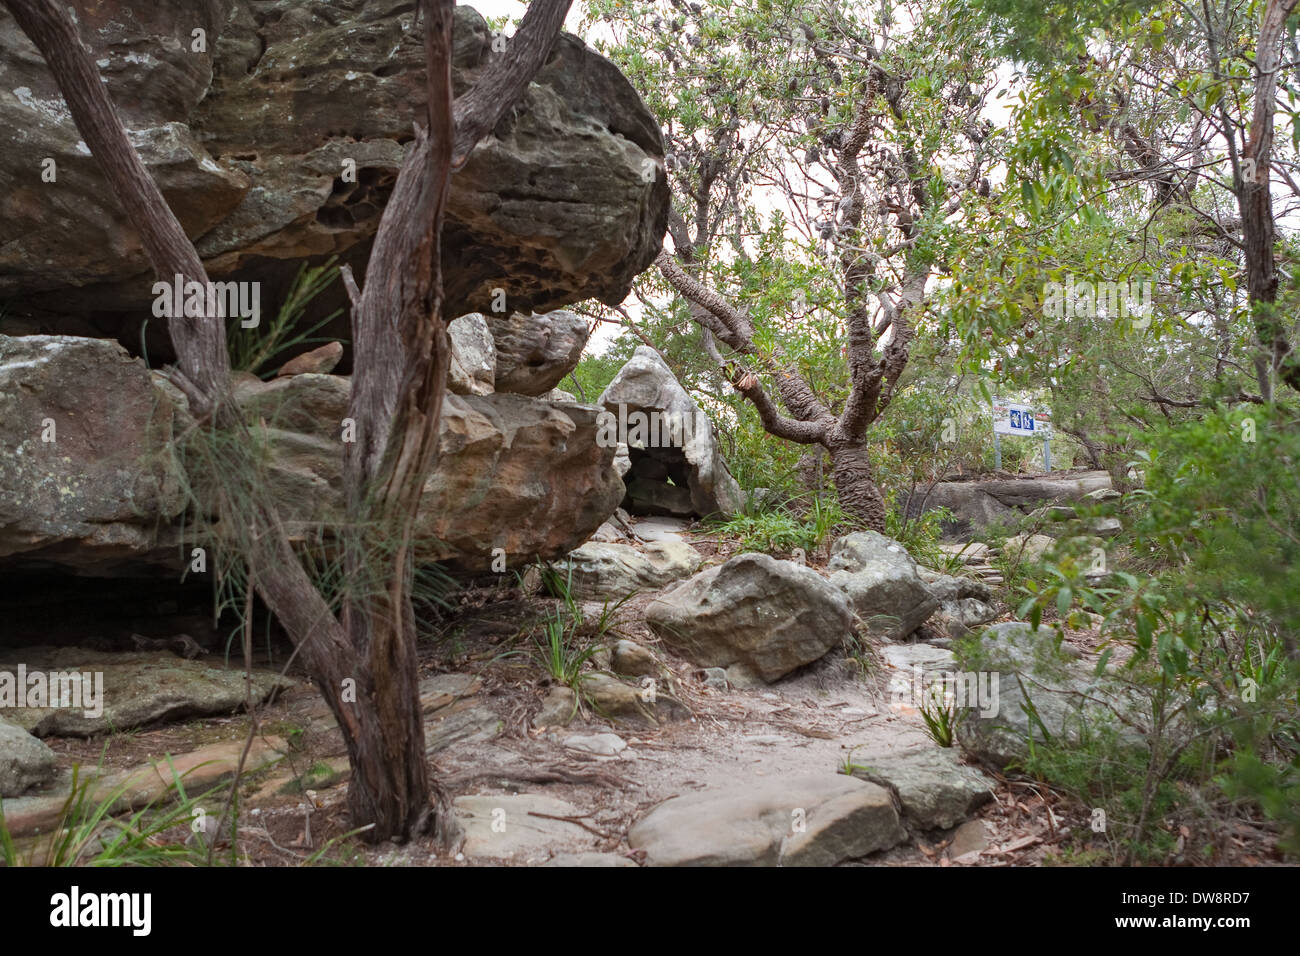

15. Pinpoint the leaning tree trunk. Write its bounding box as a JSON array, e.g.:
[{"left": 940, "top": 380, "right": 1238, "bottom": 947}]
[{"left": 827, "top": 440, "right": 887, "bottom": 532}]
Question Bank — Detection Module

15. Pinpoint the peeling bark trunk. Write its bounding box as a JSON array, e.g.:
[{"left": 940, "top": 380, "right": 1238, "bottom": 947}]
[{"left": 828, "top": 441, "right": 887, "bottom": 533}]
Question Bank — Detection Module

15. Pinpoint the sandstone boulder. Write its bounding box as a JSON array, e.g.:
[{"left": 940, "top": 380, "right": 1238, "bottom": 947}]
[
  {"left": 557, "top": 540, "right": 702, "bottom": 599},
  {"left": 645, "top": 553, "right": 852, "bottom": 683},
  {"left": 0, "top": 646, "right": 292, "bottom": 737},
  {"left": 486, "top": 310, "right": 588, "bottom": 396},
  {"left": 827, "top": 532, "right": 939, "bottom": 640},
  {"left": 628, "top": 774, "right": 906, "bottom": 866},
  {"left": 918, "top": 567, "right": 998, "bottom": 639},
  {"left": 200, "top": 373, "right": 628, "bottom": 574},
  {"left": 954, "top": 622, "right": 1145, "bottom": 767},
  {"left": 0, "top": 335, "right": 624, "bottom": 576},
  {"left": 598, "top": 346, "right": 742, "bottom": 518},
  {"left": 448, "top": 313, "right": 496, "bottom": 397},
  {"left": 0, "top": 3, "right": 668, "bottom": 356},
  {"left": 0, "top": 336, "right": 183, "bottom": 574},
  {"left": 848, "top": 747, "right": 992, "bottom": 829},
  {"left": 1003, "top": 533, "right": 1057, "bottom": 565},
  {"left": 0, "top": 715, "right": 56, "bottom": 797}
]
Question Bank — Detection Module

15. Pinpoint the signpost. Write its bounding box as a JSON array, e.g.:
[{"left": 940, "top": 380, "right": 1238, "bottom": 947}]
[{"left": 991, "top": 398, "right": 1053, "bottom": 472}]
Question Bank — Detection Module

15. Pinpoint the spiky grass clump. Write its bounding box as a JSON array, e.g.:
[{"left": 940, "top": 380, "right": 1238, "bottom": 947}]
[{"left": 0, "top": 758, "right": 221, "bottom": 867}]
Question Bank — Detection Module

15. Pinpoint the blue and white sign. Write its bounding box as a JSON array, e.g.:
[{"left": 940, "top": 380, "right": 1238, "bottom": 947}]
[{"left": 993, "top": 398, "right": 1052, "bottom": 437}]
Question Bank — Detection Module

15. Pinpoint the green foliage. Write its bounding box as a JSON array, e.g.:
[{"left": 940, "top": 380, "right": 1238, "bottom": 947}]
[
  {"left": 534, "top": 610, "right": 605, "bottom": 690},
  {"left": 708, "top": 496, "right": 842, "bottom": 554},
  {"left": 967, "top": 0, "right": 1159, "bottom": 66},
  {"left": 1, "top": 759, "right": 219, "bottom": 866},
  {"left": 533, "top": 563, "right": 632, "bottom": 695},
  {"left": 884, "top": 496, "right": 954, "bottom": 569},
  {"left": 1218, "top": 752, "right": 1300, "bottom": 856},
  {"left": 1018, "top": 722, "right": 1191, "bottom": 864},
  {"left": 1013, "top": 404, "right": 1300, "bottom": 858},
  {"left": 567, "top": 346, "right": 629, "bottom": 403},
  {"left": 919, "top": 688, "right": 964, "bottom": 747},
  {"left": 581, "top": 0, "right": 1006, "bottom": 514}
]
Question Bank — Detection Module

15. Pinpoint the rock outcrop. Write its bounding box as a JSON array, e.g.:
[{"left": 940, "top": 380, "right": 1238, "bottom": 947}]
[
  {"left": 0, "top": 3, "right": 668, "bottom": 358},
  {"left": 598, "top": 346, "right": 742, "bottom": 518},
  {"left": 0, "top": 335, "right": 624, "bottom": 576},
  {"left": 905, "top": 472, "right": 1113, "bottom": 537}
]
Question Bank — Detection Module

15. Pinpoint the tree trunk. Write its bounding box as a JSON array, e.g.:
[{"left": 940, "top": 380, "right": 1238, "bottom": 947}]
[
  {"left": 1239, "top": 0, "right": 1300, "bottom": 393},
  {"left": 828, "top": 441, "right": 887, "bottom": 532},
  {"left": 341, "top": 605, "right": 434, "bottom": 841}
]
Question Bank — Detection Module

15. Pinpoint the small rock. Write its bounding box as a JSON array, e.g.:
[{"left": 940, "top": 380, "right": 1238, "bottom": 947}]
[
  {"left": 559, "top": 540, "right": 702, "bottom": 599},
  {"left": 611, "top": 640, "right": 661, "bottom": 678},
  {"left": 453, "top": 793, "right": 591, "bottom": 859},
  {"left": 534, "top": 686, "right": 577, "bottom": 728},
  {"left": 882, "top": 642, "right": 957, "bottom": 675},
  {"left": 277, "top": 341, "right": 343, "bottom": 377},
  {"left": 939, "top": 542, "right": 991, "bottom": 565},
  {"left": 700, "top": 667, "right": 729, "bottom": 691},
  {"left": 1083, "top": 488, "right": 1122, "bottom": 502},
  {"left": 589, "top": 520, "right": 630, "bottom": 544},
  {"left": 918, "top": 569, "right": 998, "bottom": 638},
  {"left": 1087, "top": 516, "right": 1123, "bottom": 536},
  {"left": 632, "top": 516, "right": 691, "bottom": 544},
  {"left": 582, "top": 672, "right": 687, "bottom": 727},
  {"left": 949, "top": 819, "right": 988, "bottom": 861},
  {"left": 0, "top": 715, "right": 56, "bottom": 797},
  {"left": 447, "top": 313, "right": 496, "bottom": 396},
  {"left": 1002, "top": 533, "right": 1056, "bottom": 564}
]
